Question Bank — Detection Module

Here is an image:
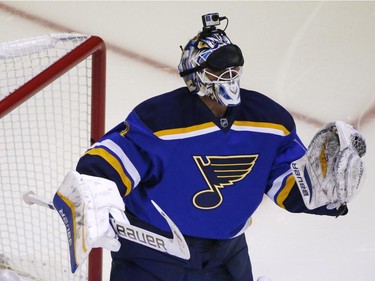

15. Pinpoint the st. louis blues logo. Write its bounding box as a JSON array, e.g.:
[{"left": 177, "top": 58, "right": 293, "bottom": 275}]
[{"left": 193, "top": 155, "right": 258, "bottom": 210}]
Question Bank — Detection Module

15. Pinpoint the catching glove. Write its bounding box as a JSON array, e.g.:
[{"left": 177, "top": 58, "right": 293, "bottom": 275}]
[{"left": 291, "top": 121, "right": 366, "bottom": 211}]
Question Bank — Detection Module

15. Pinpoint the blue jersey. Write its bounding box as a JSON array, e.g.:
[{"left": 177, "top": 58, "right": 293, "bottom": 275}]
[{"left": 77, "top": 87, "right": 340, "bottom": 239}]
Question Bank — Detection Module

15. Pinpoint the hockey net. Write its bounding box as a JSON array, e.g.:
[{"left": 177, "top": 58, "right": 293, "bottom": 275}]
[{"left": 0, "top": 34, "right": 106, "bottom": 281}]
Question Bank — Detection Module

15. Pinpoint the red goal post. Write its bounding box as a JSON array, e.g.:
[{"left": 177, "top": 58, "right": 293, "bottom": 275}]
[{"left": 0, "top": 34, "right": 106, "bottom": 281}]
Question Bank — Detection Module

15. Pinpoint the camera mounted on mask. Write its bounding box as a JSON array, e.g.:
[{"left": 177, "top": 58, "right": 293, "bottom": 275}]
[
  {"left": 201, "top": 13, "right": 228, "bottom": 32},
  {"left": 178, "top": 13, "right": 244, "bottom": 106},
  {"left": 179, "top": 13, "right": 244, "bottom": 78},
  {"left": 195, "top": 13, "right": 229, "bottom": 49}
]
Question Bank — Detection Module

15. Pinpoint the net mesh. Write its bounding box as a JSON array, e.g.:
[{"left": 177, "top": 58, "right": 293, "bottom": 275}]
[{"left": 0, "top": 33, "right": 94, "bottom": 281}]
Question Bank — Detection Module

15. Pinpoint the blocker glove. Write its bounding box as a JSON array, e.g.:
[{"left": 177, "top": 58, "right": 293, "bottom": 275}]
[
  {"left": 291, "top": 121, "right": 366, "bottom": 211},
  {"left": 53, "top": 170, "right": 127, "bottom": 273}
]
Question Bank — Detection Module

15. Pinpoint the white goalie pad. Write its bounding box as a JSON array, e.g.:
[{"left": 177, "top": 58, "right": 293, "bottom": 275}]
[
  {"left": 52, "top": 171, "right": 126, "bottom": 273},
  {"left": 51, "top": 171, "right": 190, "bottom": 274},
  {"left": 291, "top": 121, "right": 366, "bottom": 210}
]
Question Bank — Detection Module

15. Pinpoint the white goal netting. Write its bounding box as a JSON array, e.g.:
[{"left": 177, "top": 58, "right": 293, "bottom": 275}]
[{"left": 0, "top": 33, "right": 99, "bottom": 281}]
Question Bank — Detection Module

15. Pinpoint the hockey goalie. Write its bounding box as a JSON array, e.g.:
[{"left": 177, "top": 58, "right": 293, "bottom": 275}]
[
  {"left": 23, "top": 13, "right": 367, "bottom": 281},
  {"left": 46, "top": 120, "right": 366, "bottom": 280}
]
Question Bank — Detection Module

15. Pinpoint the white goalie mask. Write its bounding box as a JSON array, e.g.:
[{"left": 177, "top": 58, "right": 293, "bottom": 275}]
[
  {"left": 196, "top": 66, "right": 242, "bottom": 106},
  {"left": 178, "top": 30, "right": 244, "bottom": 106}
]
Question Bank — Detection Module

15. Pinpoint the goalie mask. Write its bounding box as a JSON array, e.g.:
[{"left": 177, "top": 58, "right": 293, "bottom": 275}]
[{"left": 178, "top": 30, "right": 244, "bottom": 106}]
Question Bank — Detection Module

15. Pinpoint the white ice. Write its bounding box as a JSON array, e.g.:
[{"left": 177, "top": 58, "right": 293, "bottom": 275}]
[{"left": 1, "top": 2, "right": 374, "bottom": 281}]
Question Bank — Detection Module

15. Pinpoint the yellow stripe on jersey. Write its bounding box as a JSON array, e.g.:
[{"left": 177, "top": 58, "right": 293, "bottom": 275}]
[
  {"left": 154, "top": 122, "right": 218, "bottom": 139},
  {"left": 155, "top": 121, "right": 290, "bottom": 140},
  {"left": 233, "top": 121, "right": 290, "bottom": 136},
  {"left": 154, "top": 120, "right": 290, "bottom": 140},
  {"left": 276, "top": 174, "right": 296, "bottom": 208},
  {"left": 85, "top": 148, "right": 132, "bottom": 195}
]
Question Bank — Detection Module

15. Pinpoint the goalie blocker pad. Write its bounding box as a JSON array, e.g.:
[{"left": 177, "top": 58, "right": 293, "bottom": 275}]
[
  {"left": 53, "top": 171, "right": 190, "bottom": 274},
  {"left": 53, "top": 171, "right": 125, "bottom": 273},
  {"left": 291, "top": 121, "right": 366, "bottom": 211}
]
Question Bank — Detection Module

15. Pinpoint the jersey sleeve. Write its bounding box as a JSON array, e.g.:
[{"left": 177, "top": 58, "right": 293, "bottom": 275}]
[
  {"left": 265, "top": 128, "right": 345, "bottom": 217},
  {"left": 76, "top": 111, "right": 161, "bottom": 197}
]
